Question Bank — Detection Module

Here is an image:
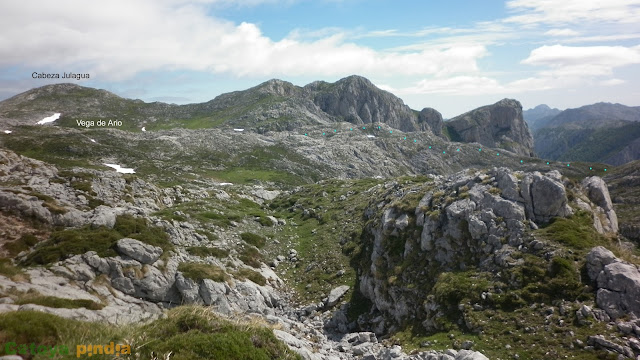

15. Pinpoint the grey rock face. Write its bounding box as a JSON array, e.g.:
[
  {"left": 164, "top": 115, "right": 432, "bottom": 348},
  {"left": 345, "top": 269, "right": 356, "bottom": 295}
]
[
  {"left": 518, "top": 171, "right": 572, "bottom": 223},
  {"left": 361, "top": 168, "right": 616, "bottom": 333},
  {"left": 175, "top": 272, "right": 202, "bottom": 304},
  {"left": 582, "top": 176, "right": 618, "bottom": 233},
  {"left": 309, "top": 75, "right": 420, "bottom": 132},
  {"left": 90, "top": 205, "right": 118, "bottom": 228},
  {"left": 115, "top": 238, "right": 163, "bottom": 264},
  {"left": 586, "top": 246, "right": 619, "bottom": 281},
  {"left": 529, "top": 173, "right": 572, "bottom": 222},
  {"left": 446, "top": 98, "right": 535, "bottom": 156},
  {"left": 418, "top": 107, "right": 444, "bottom": 136},
  {"left": 586, "top": 246, "right": 640, "bottom": 320},
  {"left": 325, "top": 285, "right": 350, "bottom": 308}
]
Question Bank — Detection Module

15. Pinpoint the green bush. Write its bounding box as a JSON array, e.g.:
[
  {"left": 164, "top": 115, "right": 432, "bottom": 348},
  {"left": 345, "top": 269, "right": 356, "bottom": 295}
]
[
  {"left": 238, "top": 247, "right": 262, "bottom": 268},
  {"left": 23, "top": 215, "right": 172, "bottom": 265},
  {"left": 0, "top": 307, "right": 302, "bottom": 360},
  {"left": 240, "top": 232, "right": 266, "bottom": 248},
  {"left": 3, "top": 234, "right": 39, "bottom": 256},
  {"left": 0, "top": 259, "right": 26, "bottom": 280},
  {"left": 233, "top": 268, "right": 267, "bottom": 286},
  {"left": 187, "top": 246, "right": 230, "bottom": 258},
  {"left": 541, "top": 210, "right": 605, "bottom": 250},
  {"left": 178, "top": 262, "right": 229, "bottom": 283},
  {"left": 136, "top": 306, "right": 301, "bottom": 360},
  {"left": 14, "top": 296, "right": 104, "bottom": 310}
]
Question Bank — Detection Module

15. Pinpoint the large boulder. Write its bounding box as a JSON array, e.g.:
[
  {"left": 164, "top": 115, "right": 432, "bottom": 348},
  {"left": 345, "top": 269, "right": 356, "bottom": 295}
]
[
  {"left": 586, "top": 246, "right": 640, "bottom": 319},
  {"left": 115, "top": 238, "right": 163, "bottom": 264},
  {"left": 582, "top": 176, "right": 618, "bottom": 233},
  {"left": 520, "top": 172, "right": 572, "bottom": 223},
  {"left": 325, "top": 285, "right": 350, "bottom": 308}
]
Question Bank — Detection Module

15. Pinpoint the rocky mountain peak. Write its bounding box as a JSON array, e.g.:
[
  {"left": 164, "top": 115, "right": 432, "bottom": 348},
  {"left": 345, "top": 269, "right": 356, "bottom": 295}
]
[
  {"left": 417, "top": 107, "right": 444, "bottom": 136},
  {"left": 446, "top": 98, "right": 535, "bottom": 157},
  {"left": 309, "top": 74, "right": 420, "bottom": 131},
  {"left": 254, "top": 78, "right": 300, "bottom": 97}
]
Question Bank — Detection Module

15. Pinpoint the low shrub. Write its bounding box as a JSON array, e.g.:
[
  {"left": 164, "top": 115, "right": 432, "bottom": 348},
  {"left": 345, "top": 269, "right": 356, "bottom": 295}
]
[{"left": 178, "top": 262, "right": 229, "bottom": 283}]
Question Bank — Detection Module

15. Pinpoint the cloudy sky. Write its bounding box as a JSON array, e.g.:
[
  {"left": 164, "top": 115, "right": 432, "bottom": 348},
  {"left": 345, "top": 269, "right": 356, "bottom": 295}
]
[{"left": 1, "top": 0, "right": 639, "bottom": 117}]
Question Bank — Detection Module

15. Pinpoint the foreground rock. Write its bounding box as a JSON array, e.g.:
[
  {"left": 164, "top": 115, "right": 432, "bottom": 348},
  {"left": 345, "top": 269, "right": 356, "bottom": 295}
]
[
  {"left": 358, "top": 168, "right": 616, "bottom": 334},
  {"left": 586, "top": 246, "right": 640, "bottom": 320}
]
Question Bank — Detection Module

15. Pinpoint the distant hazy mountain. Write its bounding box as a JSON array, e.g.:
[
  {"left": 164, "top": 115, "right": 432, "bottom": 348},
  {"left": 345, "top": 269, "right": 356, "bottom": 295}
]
[
  {"left": 533, "top": 102, "right": 640, "bottom": 165},
  {"left": 523, "top": 104, "right": 561, "bottom": 131}
]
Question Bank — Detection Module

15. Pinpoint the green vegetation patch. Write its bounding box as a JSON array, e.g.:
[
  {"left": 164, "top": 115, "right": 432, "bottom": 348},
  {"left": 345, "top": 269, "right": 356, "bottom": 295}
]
[
  {"left": 3, "top": 234, "right": 39, "bottom": 256},
  {"left": 0, "top": 306, "right": 301, "bottom": 360},
  {"left": 233, "top": 268, "right": 267, "bottom": 286},
  {"left": 14, "top": 295, "right": 104, "bottom": 310},
  {"left": 186, "top": 246, "right": 229, "bottom": 258},
  {"left": 539, "top": 210, "right": 605, "bottom": 249},
  {"left": 240, "top": 232, "right": 266, "bottom": 248},
  {"left": 23, "top": 215, "right": 172, "bottom": 265},
  {"left": 29, "top": 191, "right": 67, "bottom": 215},
  {"left": 178, "top": 262, "right": 229, "bottom": 283},
  {"left": 238, "top": 246, "right": 263, "bottom": 268},
  {"left": 0, "top": 259, "right": 28, "bottom": 281},
  {"left": 267, "top": 178, "right": 384, "bottom": 303}
]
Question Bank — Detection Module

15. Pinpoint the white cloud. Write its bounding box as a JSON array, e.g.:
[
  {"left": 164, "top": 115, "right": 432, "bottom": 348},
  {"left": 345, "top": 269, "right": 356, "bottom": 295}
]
[
  {"left": 544, "top": 28, "right": 580, "bottom": 37},
  {"left": 521, "top": 45, "right": 640, "bottom": 76},
  {"left": 505, "top": 0, "right": 640, "bottom": 25},
  {"left": 562, "top": 33, "right": 640, "bottom": 43},
  {"left": 390, "top": 76, "right": 506, "bottom": 96},
  {"left": 600, "top": 78, "right": 626, "bottom": 86},
  {"left": 380, "top": 44, "right": 640, "bottom": 98},
  {"left": 0, "top": 1, "right": 487, "bottom": 80}
]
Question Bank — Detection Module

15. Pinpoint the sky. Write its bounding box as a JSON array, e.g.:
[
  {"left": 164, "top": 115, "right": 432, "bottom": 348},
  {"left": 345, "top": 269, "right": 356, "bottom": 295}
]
[{"left": 0, "top": 0, "right": 639, "bottom": 118}]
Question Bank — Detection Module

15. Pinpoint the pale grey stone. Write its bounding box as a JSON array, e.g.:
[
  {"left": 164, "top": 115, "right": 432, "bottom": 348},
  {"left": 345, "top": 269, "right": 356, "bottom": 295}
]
[{"left": 115, "top": 238, "right": 163, "bottom": 264}]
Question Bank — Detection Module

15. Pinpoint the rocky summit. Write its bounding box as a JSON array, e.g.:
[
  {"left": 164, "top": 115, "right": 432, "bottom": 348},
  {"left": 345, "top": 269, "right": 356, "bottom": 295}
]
[
  {"left": 0, "top": 77, "right": 639, "bottom": 360},
  {"left": 446, "top": 99, "right": 535, "bottom": 157}
]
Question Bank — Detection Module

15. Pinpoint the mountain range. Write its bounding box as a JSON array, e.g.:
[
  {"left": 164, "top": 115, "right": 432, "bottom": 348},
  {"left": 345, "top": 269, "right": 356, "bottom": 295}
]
[
  {"left": 524, "top": 103, "right": 640, "bottom": 166},
  {"left": 1, "top": 75, "right": 640, "bottom": 360}
]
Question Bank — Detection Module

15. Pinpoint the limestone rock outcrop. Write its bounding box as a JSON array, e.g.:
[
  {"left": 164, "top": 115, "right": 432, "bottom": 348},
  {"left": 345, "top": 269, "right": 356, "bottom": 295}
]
[
  {"left": 446, "top": 99, "right": 535, "bottom": 157},
  {"left": 586, "top": 246, "right": 640, "bottom": 320},
  {"left": 358, "top": 167, "right": 615, "bottom": 334}
]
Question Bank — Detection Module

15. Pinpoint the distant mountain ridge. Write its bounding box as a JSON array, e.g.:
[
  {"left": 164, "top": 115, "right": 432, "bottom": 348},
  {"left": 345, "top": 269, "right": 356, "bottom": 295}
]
[
  {"left": 530, "top": 102, "right": 640, "bottom": 165},
  {"left": 523, "top": 104, "right": 561, "bottom": 131},
  {"left": 0, "top": 75, "right": 445, "bottom": 135}
]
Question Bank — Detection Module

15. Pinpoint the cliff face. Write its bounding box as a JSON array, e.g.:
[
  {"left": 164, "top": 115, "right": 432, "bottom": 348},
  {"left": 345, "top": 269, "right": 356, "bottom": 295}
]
[
  {"left": 307, "top": 75, "right": 420, "bottom": 132},
  {"left": 446, "top": 99, "right": 535, "bottom": 157},
  {"left": 355, "top": 168, "right": 623, "bottom": 340}
]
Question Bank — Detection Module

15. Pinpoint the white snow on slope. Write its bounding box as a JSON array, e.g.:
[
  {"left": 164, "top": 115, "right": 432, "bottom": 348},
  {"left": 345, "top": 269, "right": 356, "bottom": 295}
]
[
  {"left": 3, "top": 130, "right": 11, "bottom": 134},
  {"left": 141, "top": 127, "right": 146, "bottom": 132},
  {"left": 37, "top": 113, "right": 61, "bottom": 125},
  {"left": 90, "top": 138, "right": 96, "bottom": 143},
  {"left": 104, "top": 163, "right": 135, "bottom": 174},
  {"left": 367, "top": 135, "right": 375, "bottom": 138},
  {"left": 233, "top": 129, "right": 244, "bottom": 132}
]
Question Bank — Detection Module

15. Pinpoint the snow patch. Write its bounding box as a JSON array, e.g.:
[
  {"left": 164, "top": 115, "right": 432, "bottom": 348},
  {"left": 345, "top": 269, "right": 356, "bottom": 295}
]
[
  {"left": 3, "top": 130, "right": 12, "bottom": 134},
  {"left": 103, "top": 163, "right": 135, "bottom": 174},
  {"left": 90, "top": 138, "right": 96, "bottom": 143},
  {"left": 37, "top": 113, "right": 61, "bottom": 125},
  {"left": 367, "top": 135, "right": 375, "bottom": 138},
  {"left": 233, "top": 129, "right": 244, "bottom": 132},
  {"left": 141, "top": 127, "right": 146, "bottom": 132},
  {"left": 218, "top": 182, "right": 233, "bottom": 186}
]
